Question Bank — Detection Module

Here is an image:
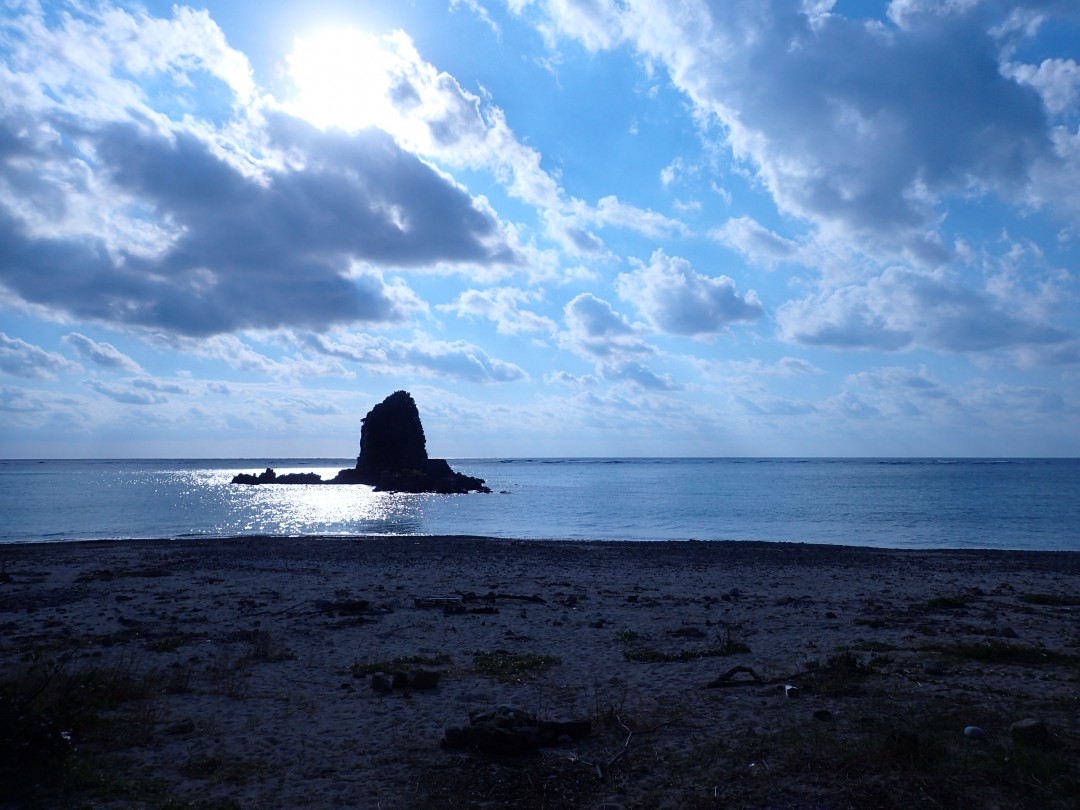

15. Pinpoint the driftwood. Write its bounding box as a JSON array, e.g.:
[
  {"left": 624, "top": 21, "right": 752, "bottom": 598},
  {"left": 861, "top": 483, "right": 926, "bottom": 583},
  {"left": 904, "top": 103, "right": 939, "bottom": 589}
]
[
  {"left": 457, "top": 590, "right": 547, "bottom": 605},
  {"left": 414, "top": 596, "right": 463, "bottom": 609},
  {"left": 441, "top": 706, "right": 591, "bottom": 754},
  {"left": 415, "top": 592, "right": 546, "bottom": 610},
  {"left": 706, "top": 656, "right": 867, "bottom": 690},
  {"left": 705, "top": 665, "right": 764, "bottom": 688}
]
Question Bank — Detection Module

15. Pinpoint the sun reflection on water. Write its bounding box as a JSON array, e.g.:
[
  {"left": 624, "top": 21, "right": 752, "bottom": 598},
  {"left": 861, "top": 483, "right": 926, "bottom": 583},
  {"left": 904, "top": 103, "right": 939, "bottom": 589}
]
[{"left": 176, "top": 467, "right": 428, "bottom": 536}]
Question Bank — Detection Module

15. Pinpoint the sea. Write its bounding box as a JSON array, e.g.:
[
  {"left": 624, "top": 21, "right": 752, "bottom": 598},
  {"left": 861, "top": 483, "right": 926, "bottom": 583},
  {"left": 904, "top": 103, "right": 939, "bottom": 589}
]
[{"left": 1, "top": 458, "right": 1078, "bottom": 551}]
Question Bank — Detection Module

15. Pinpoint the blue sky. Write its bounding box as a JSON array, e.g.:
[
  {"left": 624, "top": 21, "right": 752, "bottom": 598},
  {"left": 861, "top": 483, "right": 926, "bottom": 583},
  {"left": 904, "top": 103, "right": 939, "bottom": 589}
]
[{"left": 2, "top": 0, "right": 1080, "bottom": 458}]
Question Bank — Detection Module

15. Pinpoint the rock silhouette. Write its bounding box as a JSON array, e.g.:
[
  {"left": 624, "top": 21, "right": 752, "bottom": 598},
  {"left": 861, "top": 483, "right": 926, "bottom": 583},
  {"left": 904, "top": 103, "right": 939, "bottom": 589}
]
[
  {"left": 230, "top": 468, "right": 322, "bottom": 485},
  {"left": 232, "top": 391, "right": 489, "bottom": 494}
]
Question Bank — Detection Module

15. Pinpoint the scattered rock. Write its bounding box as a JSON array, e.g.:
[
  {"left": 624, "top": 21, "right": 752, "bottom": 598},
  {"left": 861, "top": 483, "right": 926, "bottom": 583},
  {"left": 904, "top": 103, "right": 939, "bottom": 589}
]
[
  {"left": 813, "top": 709, "right": 833, "bottom": 721},
  {"left": 1010, "top": 717, "right": 1048, "bottom": 745},
  {"left": 923, "top": 661, "right": 947, "bottom": 676},
  {"left": 410, "top": 670, "right": 442, "bottom": 690},
  {"left": 441, "top": 706, "right": 591, "bottom": 754},
  {"left": 231, "top": 468, "right": 323, "bottom": 485},
  {"left": 372, "top": 669, "right": 443, "bottom": 693},
  {"left": 371, "top": 672, "right": 394, "bottom": 693},
  {"left": 963, "top": 725, "right": 986, "bottom": 740}
]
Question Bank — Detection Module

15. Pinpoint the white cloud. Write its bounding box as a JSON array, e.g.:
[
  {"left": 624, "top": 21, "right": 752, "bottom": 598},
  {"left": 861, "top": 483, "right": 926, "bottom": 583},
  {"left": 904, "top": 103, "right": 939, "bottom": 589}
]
[
  {"left": 616, "top": 249, "right": 763, "bottom": 336},
  {"left": 571, "top": 195, "right": 687, "bottom": 239},
  {"left": 301, "top": 332, "right": 528, "bottom": 383},
  {"left": 439, "top": 288, "right": 558, "bottom": 335},
  {"left": 84, "top": 379, "right": 167, "bottom": 404},
  {"left": 63, "top": 333, "right": 142, "bottom": 372},
  {"left": 1003, "top": 58, "right": 1080, "bottom": 115},
  {"left": 728, "top": 356, "right": 823, "bottom": 379},
  {"left": 161, "top": 334, "right": 350, "bottom": 379},
  {"left": 559, "top": 292, "right": 684, "bottom": 389},
  {"left": 561, "top": 292, "right": 652, "bottom": 357},
  {"left": 711, "top": 216, "right": 803, "bottom": 268},
  {"left": 131, "top": 377, "right": 190, "bottom": 395},
  {"left": 602, "top": 359, "right": 681, "bottom": 390},
  {"left": 846, "top": 365, "right": 949, "bottom": 399},
  {"left": 281, "top": 26, "right": 683, "bottom": 256},
  {"left": 777, "top": 266, "right": 1072, "bottom": 354},
  {"left": 523, "top": 0, "right": 1080, "bottom": 264},
  {"left": 544, "top": 369, "right": 600, "bottom": 388},
  {"left": 0, "top": 333, "right": 82, "bottom": 379},
  {"left": 0, "top": 6, "right": 516, "bottom": 337}
]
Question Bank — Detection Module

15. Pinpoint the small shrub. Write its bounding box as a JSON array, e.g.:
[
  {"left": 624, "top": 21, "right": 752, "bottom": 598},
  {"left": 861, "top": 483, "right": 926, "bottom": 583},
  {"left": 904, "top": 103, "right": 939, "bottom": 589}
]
[
  {"left": 623, "top": 644, "right": 749, "bottom": 663},
  {"left": 930, "top": 640, "right": 1078, "bottom": 666},
  {"left": 471, "top": 650, "right": 560, "bottom": 678},
  {"left": 351, "top": 652, "right": 452, "bottom": 675}
]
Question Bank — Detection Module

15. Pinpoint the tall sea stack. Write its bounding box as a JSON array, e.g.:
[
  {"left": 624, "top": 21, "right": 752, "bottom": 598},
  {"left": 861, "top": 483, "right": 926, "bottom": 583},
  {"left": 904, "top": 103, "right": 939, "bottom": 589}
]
[
  {"left": 330, "top": 391, "right": 490, "bottom": 493},
  {"left": 355, "top": 390, "right": 429, "bottom": 482},
  {"left": 232, "top": 390, "right": 489, "bottom": 493}
]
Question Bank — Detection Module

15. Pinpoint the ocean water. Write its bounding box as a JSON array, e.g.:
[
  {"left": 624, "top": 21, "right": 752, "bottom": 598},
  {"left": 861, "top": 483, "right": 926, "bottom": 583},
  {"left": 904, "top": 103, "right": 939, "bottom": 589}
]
[{"left": 0, "top": 458, "right": 1077, "bottom": 551}]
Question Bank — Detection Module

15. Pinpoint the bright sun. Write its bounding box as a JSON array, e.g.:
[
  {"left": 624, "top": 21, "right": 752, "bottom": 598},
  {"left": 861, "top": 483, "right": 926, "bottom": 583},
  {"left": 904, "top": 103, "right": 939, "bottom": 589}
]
[{"left": 285, "top": 28, "right": 393, "bottom": 131}]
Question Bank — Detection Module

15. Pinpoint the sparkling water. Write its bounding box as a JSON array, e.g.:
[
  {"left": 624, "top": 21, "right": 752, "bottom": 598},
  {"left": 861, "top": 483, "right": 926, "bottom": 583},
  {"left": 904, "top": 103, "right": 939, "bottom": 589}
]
[{"left": 1, "top": 458, "right": 1077, "bottom": 550}]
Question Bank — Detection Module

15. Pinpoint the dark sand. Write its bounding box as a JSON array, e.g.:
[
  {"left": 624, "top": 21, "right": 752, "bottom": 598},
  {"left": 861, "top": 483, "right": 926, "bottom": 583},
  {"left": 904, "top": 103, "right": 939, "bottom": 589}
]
[{"left": 2, "top": 537, "right": 1078, "bottom": 808}]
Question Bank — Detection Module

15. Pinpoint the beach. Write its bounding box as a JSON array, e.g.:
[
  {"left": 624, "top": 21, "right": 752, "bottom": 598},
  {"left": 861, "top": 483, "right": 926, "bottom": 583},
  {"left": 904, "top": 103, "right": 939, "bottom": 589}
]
[{"left": 2, "top": 536, "right": 1078, "bottom": 809}]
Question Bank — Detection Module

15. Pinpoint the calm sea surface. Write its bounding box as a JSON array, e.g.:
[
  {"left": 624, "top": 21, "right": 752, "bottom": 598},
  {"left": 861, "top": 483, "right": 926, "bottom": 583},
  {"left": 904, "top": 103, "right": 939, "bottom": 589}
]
[{"left": 0, "top": 458, "right": 1077, "bottom": 551}]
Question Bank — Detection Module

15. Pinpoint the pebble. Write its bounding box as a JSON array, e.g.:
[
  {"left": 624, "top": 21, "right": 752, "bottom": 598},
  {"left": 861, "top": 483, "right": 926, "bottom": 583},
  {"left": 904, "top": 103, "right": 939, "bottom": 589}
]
[{"left": 963, "top": 725, "right": 986, "bottom": 740}]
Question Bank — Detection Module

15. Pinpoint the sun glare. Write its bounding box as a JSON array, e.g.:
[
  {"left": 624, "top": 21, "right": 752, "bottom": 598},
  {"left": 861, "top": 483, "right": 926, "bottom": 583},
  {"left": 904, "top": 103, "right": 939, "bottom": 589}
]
[{"left": 286, "top": 28, "right": 393, "bottom": 131}]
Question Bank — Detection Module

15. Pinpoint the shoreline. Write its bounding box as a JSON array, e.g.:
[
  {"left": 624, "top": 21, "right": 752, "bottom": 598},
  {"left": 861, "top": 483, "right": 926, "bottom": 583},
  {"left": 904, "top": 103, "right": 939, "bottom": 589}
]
[
  {"left": 2, "top": 536, "right": 1078, "bottom": 808},
  {"left": 6, "top": 533, "right": 1080, "bottom": 554}
]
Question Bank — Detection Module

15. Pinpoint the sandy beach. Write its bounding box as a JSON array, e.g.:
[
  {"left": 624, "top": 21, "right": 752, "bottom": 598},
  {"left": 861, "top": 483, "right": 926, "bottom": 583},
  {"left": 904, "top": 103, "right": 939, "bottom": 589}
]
[{"left": 1, "top": 536, "right": 1078, "bottom": 809}]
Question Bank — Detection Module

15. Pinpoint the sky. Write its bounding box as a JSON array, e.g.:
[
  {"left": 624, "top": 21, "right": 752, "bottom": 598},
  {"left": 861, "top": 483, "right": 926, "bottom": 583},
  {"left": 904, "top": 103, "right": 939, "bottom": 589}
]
[{"left": 2, "top": 0, "right": 1080, "bottom": 459}]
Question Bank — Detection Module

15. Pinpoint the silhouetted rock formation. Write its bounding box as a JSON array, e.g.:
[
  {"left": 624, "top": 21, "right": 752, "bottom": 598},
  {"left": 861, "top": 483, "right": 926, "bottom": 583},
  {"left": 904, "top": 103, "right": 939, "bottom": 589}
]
[
  {"left": 231, "top": 468, "right": 323, "bottom": 485},
  {"left": 231, "top": 391, "right": 489, "bottom": 494},
  {"left": 330, "top": 391, "right": 489, "bottom": 493}
]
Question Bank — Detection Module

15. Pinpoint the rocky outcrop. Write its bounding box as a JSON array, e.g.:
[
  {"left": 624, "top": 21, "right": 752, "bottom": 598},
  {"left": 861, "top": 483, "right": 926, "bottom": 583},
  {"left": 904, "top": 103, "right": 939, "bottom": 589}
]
[
  {"left": 330, "top": 392, "right": 489, "bottom": 493},
  {"left": 231, "top": 391, "right": 489, "bottom": 494},
  {"left": 230, "top": 468, "right": 323, "bottom": 485}
]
